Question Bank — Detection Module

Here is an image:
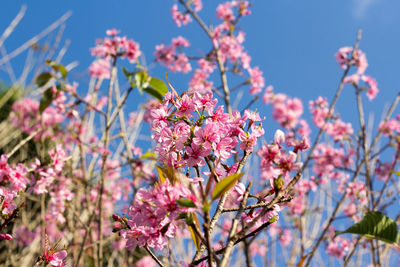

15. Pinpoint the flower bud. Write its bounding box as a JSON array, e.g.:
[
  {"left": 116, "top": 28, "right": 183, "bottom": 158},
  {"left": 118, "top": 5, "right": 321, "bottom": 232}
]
[
  {"left": 273, "top": 176, "right": 285, "bottom": 192},
  {"left": 274, "top": 129, "right": 285, "bottom": 144}
]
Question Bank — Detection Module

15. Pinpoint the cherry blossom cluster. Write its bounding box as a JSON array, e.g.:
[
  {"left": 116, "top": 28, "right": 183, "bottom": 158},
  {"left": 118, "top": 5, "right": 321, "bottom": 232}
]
[
  {"left": 118, "top": 180, "right": 196, "bottom": 250},
  {"left": 309, "top": 96, "right": 353, "bottom": 142},
  {"left": 379, "top": 115, "right": 400, "bottom": 137},
  {"left": 216, "top": 1, "right": 251, "bottom": 24},
  {"left": 0, "top": 155, "right": 28, "bottom": 221},
  {"left": 150, "top": 91, "right": 264, "bottom": 168},
  {"left": 42, "top": 249, "right": 68, "bottom": 267},
  {"left": 10, "top": 95, "right": 65, "bottom": 140},
  {"left": 336, "top": 47, "right": 379, "bottom": 100},
  {"left": 171, "top": 0, "right": 203, "bottom": 27},
  {"left": 154, "top": 36, "right": 192, "bottom": 73},
  {"left": 325, "top": 227, "right": 352, "bottom": 260},
  {"left": 90, "top": 29, "right": 141, "bottom": 79},
  {"left": 225, "top": 183, "right": 282, "bottom": 225},
  {"left": 312, "top": 144, "right": 354, "bottom": 183},
  {"left": 212, "top": 26, "right": 265, "bottom": 95},
  {"left": 168, "top": 1, "right": 265, "bottom": 96},
  {"left": 189, "top": 59, "right": 216, "bottom": 93},
  {"left": 263, "top": 86, "right": 309, "bottom": 132},
  {"left": 258, "top": 130, "right": 309, "bottom": 185},
  {"left": 0, "top": 144, "right": 74, "bottom": 243}
]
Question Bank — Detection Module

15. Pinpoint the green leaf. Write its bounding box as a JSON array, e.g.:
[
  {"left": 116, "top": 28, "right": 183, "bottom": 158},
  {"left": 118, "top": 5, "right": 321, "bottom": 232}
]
[
  {"left": 202, "top": 200, "right": 211, "bottom": 213},
  {"left": 121, "top": 67, "right": 131, "bottom": 79},
  {"left": 177, "top": 213, "right": 187, "bottom": 220},
  {"left": 335, "top": 211, "right": 399, "bottom": 245},
  {"left": 268, "top": 216, "right": 278, "bottom": 224},
  {"left": 143, "top": 87, "right": 164, "bottom": 101},
  {"left": 121, "top": 67, "right": 134, "bottom": 82},
  {"left": 143, "top": 77, "right": 169, "bottom": 101},
  {"left": 149, "top": 77, "right": 168, "bottom": 95},
  {"left": 156, "top": 165, "right": 166, "bottom": 184},
  {"left": 211, "top": 172, "right": 243, "bottom": 201},
  {"left": 392, "top": 170, "right": 400, "bottom": 176},
  {"left": 156, "top": 165, "right": 179, "bottom": 184},
  {"left": 36, "top": 72, "right": 52, "bottom": 87},
  {"left": 39, "top": 88, "right": 54, "bottom": 113},
  {"left": 134, "top": 71, "right": 149, "bottom": 94},
  {"left": 45, "top": 60, "right": 67, "bottom": 79},
  {"left": 187, "top": 213, "right": 201, "bottom": 250},
  {"left": 140, "top": 151, "right": 156, "bottom": 160},
  {"left": 177, "top": 198, "right": 196, "bottom": 208},
  {"left": 58, "top": 65, "right": 67, "bottom": 79}
]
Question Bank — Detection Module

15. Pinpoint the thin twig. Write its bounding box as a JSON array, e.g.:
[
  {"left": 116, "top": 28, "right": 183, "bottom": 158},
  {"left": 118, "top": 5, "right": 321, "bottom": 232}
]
[
  {"left": 6, "top": 129, "right": 40, "bottom": 158},
  {"left": 0, "top": 11, "right": 72, "bottom": 66},
  {"left": 97, "top": 57, "right": 117, "bottom": 266},
  {"left": 145, "top": 245, "right": 165, "bottom": 267},
  {"left": 220, "top": 182, "right": 252, "bottom": 267}
]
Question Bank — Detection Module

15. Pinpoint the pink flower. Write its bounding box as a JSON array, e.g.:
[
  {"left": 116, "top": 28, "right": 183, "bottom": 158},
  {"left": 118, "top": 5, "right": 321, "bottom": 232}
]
[
  {"left": 216, "top": 2, "right": 235, "bottom": 22},
  {"left": 121, "top": 181, "right": 196, "bottom": 250},
  {"left": 335, "top": 47, "right": 368, "bottom": 74},
  {"left": 249, "top": 242, "right": 267, "bottom": 257},
  {"left": 343, "top": 203, "right": 357, "bottom": 217},
  {"left": 361, "top": 75, "right": 379, "bottom": 100},
  {"left": 154, "top": 38, "right": 192, "bottom": 73},
  {"left": 274, "top": 129, "right": 285, "bottom": 145},
  {"left": 175, "top": 95, "right": 196, "bottom": 118},
  {"left": 248, "top": 66, "right": 265, "bottom": 95},
  {"left": 379, "top": 118, "right": 400, "bottom": 137},
  {"left": 106, "top": 28, "right": 120, "bottom": 36},
  {"left": 326, "top": 229, "right": 350, "bottom": 260},
  {"left": 193, "top": 122, "right": 221, "bottom": 146},
  {"left": 266, "top": 90, "right": 303, "bottom": 130},
  {"left": 89, "top": 59, "right": 111, "bottom": 79},
  {"left": 44, "top": 249, "right": 67, "bottom": 266},
  {"left": 186, "top": 143, "right": 210, "bottom": 167},
  {"left": 90, "top": 30, "right": 141, "bottom": 63},
  {"left": 171, "top": 4, "right": 192, "bottom": 27}
]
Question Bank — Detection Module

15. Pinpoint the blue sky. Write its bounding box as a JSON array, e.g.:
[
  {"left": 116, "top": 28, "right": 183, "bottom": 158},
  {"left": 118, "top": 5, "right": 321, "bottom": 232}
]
[{"left": 1, "top": 1, "right": 400, "bottom": 123}]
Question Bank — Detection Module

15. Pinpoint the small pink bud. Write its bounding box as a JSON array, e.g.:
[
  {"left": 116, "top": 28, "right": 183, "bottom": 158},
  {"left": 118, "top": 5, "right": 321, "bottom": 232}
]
[
  {"left": 112, "top": 214, "right": 122, "bottom": 221},
  {"left": 0, "top": 234, "right": 12, "bottom": 240},
  {"left": 274, "top": 129, "right": 285, "bottom": 144}
]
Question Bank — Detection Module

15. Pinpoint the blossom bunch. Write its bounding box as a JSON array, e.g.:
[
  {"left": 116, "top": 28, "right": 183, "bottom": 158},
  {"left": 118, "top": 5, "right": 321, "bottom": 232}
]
[
  {"left": 90, "top": 29, "right": 141, "bottom": 79},
  {"left": 263, "top": 86, "right": 307, "bottom": 131},
  {"left": 150, "top": 91, "right": 264, "bottom": 169},
  {"left": 336, "top": 46, "right": 379, "bottom": 100},
  {"left": 0, "top": 155, "right": 28, "bottom": 239},
  {"left": 119, "top": 180, "right": 196, "bottom": 250},
  {"left": 258, "top": 129, "right": 309, "bottom": 184},
  {"left": 309, "top": 96, "right": 354, "bottom": 142},
  {"left": 154, "top": 36, "right": 192, "bottom": 73}
]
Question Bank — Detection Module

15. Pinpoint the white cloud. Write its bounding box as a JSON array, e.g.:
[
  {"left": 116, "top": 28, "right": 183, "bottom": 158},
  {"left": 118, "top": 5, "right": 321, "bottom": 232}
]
[{"left": 353, "top": 0, "right": 379, "bottom": 19}]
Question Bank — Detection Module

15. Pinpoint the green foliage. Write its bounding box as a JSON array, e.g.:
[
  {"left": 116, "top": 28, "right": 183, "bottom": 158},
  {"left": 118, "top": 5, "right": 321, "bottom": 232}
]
[
  {"left": 211, "top": 172, "right": 243, "bottom": 200},
  {"left": 335, "top": 211, "right": 399, "bottom": 245},
  {"left": 36, "top": 72, "right": 52, "bottom": 87},
  {"left": 144, "top": 77, "right": 169, "bottom": 101},
  {"left": 36, "top": 61, "right": 68, "bottom": 114},
  {"left": 122, "top": 67, "right": 168, "bottom": 101},
  {"left": 45, "top": 60, "right": 67, "bottom": 79},
  {"left": 177, "top": 198, "right": 196, "bottom": 208},
  {"left": 39, "top": 88, "right": 54, "bottom": 113}
]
